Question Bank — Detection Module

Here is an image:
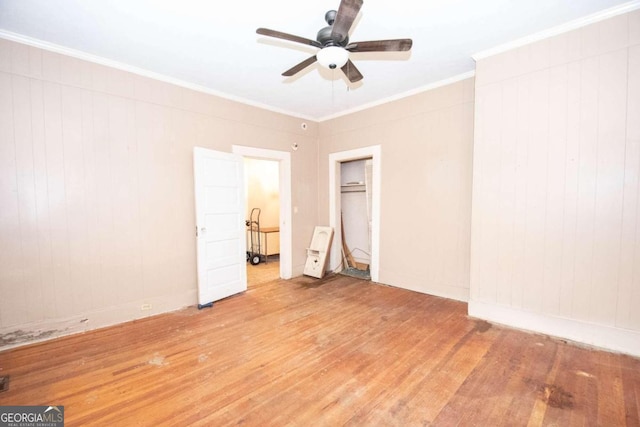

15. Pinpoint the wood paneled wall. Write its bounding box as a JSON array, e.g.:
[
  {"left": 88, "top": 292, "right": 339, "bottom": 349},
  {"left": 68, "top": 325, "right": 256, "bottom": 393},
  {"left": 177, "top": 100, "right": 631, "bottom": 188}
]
[
  {"left": 0, "top": 38, "right": 319, "bottom": 347},
  {"left": 471, "top": 10, "right": 640, "bottom": 355},
  {"left": 319, "top": 78, "right": 475, "bottom": 301}
]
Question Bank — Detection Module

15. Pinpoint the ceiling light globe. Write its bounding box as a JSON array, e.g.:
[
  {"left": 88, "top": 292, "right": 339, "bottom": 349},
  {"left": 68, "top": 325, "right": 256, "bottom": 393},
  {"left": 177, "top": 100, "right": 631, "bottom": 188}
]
[{"left": 317, "top": 46, "right": 349, "bottom": 70}]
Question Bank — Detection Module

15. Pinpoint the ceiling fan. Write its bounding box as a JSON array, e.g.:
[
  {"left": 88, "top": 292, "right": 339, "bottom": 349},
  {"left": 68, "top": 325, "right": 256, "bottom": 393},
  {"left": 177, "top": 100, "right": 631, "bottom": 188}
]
[{"left": 256, "top": 0, "right": 412, "bottom": 83}]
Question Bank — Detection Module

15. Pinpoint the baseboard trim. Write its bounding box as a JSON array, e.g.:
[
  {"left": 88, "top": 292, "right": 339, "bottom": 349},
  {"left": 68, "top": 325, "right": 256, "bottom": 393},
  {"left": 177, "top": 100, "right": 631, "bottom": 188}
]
[
  {"left": 0, "top": 289, "right": 197, "bottom": 351},
  {"left": 403, "top": 283, "right": 469, "bottom": 303},
  {"left": 468, "top": 300, "right": 640, "bottom": 357}
]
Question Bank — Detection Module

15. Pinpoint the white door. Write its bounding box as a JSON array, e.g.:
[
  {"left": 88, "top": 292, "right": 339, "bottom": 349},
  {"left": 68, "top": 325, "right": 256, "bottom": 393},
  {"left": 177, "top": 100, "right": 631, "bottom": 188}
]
[{"left": 194, "top": 147, "right": 246, "bottom": 306}]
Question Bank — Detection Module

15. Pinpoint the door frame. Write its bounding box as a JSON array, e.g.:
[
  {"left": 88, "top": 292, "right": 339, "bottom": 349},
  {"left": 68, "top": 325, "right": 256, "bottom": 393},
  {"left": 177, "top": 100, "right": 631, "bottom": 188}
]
[
  {"left": 232, "top": 145, "right": 292, "bottom": 280},
  {"left": 329, "top": 145, "right": 381, "bottom": 282}
]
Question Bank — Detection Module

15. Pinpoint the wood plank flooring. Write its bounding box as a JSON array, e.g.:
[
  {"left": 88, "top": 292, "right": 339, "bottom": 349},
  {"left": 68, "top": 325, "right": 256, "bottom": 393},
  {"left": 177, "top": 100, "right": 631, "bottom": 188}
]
[{"left": 0, "top": 275, "right": 639, "bottom": 426}]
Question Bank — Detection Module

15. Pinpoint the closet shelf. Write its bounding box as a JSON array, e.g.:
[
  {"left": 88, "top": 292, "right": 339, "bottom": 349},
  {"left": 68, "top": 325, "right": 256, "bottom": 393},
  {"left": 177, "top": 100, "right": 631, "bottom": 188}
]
[{"left": 341, "top": 183, "right": 366, "bottom": 193}]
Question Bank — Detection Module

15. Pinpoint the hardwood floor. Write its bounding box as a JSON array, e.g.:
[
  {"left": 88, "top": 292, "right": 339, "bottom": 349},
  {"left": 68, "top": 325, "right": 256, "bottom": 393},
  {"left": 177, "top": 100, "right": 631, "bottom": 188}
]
[{"left": 0, "top": 275, "right": 639, "bottom": 426}]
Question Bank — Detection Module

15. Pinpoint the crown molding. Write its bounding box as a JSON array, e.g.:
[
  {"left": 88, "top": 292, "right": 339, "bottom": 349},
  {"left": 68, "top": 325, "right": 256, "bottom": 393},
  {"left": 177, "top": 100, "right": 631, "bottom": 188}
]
[
  {"left": 317, "top": 70, "right": 476, "bottom": 122},
  {"left": 0, "top": 29, "right": 317, "bottom": 122},
  {"left": 473, "top": 0, "right": 640, "bottom": 60}
]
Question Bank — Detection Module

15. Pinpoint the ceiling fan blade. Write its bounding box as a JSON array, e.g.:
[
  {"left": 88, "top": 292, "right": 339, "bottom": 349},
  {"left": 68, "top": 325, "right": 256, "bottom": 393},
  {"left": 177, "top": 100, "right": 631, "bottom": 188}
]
[
  {"left": 341, "top": 60, "right": 363, "bottom": 83},
  {"left": 346, "top": 39, "right": 413, "bottom": 52},
  {"left": 257, "top": 28, "right": 323, "bottom": 48},
  {"left": 331, "top": 0, "right": 363, "bottom": 43},
  {"left": 282, "top": 56, "right": 318, "bottom": 77}
]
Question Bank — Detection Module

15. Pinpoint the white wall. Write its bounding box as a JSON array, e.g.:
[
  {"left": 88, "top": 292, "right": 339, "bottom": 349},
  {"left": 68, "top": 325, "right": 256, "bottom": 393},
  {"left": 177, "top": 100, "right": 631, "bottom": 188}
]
[{"left": 470, "top": 9, "right": 640, "bottom": 356}]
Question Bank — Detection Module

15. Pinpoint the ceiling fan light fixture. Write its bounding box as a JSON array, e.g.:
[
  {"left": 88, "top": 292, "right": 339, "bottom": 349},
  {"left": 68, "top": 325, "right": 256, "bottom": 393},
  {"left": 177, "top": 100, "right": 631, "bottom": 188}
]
[{"left": 317, "top": 46, "right": 349, "bottom": 69}]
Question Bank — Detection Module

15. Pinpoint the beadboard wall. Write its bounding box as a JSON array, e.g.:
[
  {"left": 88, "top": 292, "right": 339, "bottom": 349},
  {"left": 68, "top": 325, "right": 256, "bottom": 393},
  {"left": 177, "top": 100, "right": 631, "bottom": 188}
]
[
  {"left": 470, "top": 9, "right": 640, "bottom": 355},
  {"left": 0, "top": 37, "right": 319, "bottom": 348}
]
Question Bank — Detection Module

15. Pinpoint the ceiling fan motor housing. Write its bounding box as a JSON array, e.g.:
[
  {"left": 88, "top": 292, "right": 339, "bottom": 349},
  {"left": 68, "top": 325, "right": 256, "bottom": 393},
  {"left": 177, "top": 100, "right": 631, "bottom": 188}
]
[{"left": 317, "top": 10, "right": 349, "bottom": 47}]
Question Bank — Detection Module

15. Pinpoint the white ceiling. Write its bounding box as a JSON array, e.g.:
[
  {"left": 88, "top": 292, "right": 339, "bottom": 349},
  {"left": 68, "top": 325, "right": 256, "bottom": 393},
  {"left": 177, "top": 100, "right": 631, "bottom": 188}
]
[{"left": 0, "top": 0, "right": 636, "bottom": 120}]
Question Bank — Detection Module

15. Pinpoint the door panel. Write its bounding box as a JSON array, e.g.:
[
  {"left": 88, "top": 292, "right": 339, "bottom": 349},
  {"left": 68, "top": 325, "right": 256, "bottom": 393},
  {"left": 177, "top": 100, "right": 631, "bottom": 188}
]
[
  {"left": 194, "top": 147, "right": 246, "bottom": 306},
  {"left": 205, "top": 240, "right": 240, "bottom": 269}
]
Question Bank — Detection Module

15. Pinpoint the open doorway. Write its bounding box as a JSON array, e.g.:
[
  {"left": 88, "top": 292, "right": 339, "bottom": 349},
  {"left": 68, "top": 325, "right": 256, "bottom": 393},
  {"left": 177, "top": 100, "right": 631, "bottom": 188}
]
[
  {"left": 232, "top": 145, "right": 293, "bottom": 285},
  {"left": 329, "top": 146, "right": 381, "bottom": 282},
  {"left": 244, "top": 158, "right": 280, "bottom": 287},
  {"left": 340, "top": 159, "right": 373, "bottom": 279}
]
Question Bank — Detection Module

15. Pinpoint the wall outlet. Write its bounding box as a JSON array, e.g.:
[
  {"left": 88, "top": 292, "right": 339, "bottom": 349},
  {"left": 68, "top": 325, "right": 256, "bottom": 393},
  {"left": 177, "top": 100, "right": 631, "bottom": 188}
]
[{"left": 141, "top": 303, "right": 152, "bottom": 311}]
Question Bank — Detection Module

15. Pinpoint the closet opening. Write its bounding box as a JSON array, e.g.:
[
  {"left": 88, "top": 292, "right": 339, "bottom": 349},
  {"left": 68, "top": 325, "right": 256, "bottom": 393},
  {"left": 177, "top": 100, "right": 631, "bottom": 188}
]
[
  {"left": 328, "top": 145, "right": 381, "bottom": 283},
  {"left": 339, "top": 159, "right": 373, "bottom": 280}
]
